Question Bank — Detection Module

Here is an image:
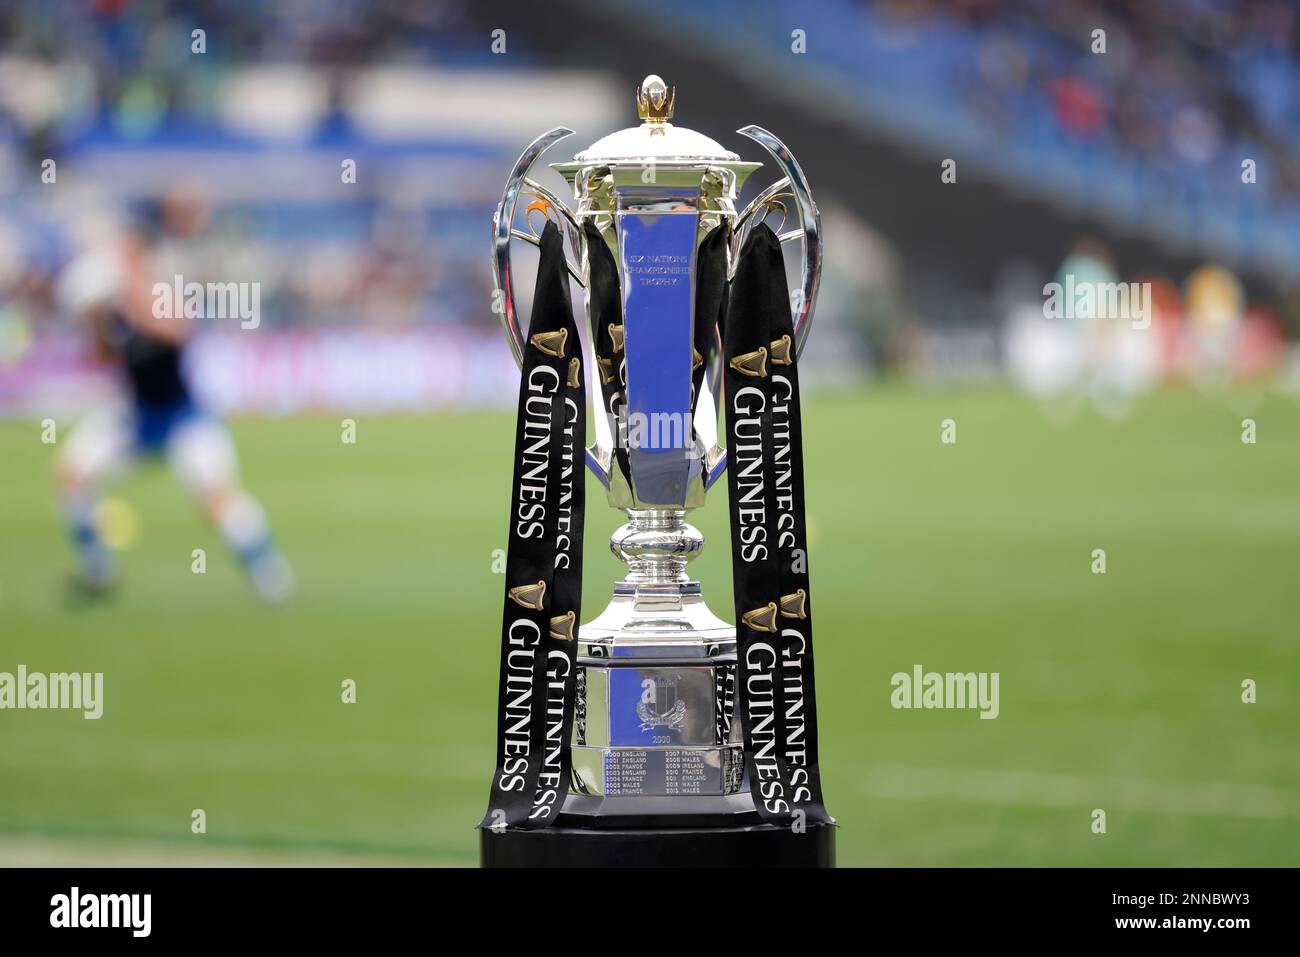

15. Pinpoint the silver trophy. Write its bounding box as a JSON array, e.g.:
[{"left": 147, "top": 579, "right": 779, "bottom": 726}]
[{"left": 490, "top": 75, "right": 820, "bottom": 829}]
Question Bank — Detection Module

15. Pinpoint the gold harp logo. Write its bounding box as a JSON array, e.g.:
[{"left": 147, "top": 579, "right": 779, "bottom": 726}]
[
  {"left": 692, "top": 347, "right": 704, "bottom": 372},
  {"left": 530, "top": 328, "right": 568, "bottom": 358},
  {"left": 769, "top": 334, "right": 793, "bottom": 366},
  {"left": 549, "top": 611, "right": 576, "bottom": 642},
  {"left": 779, "top": 589, "right": 807, "bottom": 619},
  {"left": 729, "top": 346, "right": 768, "bottom": 378},
  {"left": 741, "top": 602, "right": 779, "bottom": 633},
  {"left": 567, "top": 357, "right": 581, "bottom": 389},
  {"left": 607, "top": 323, "right": 625, "bottom": 353},
  {"left": 508, "top": 580, "right": 546, "bottom": 611},
  {"left": 596, "top": 356, "right": 616, "bottom": 385}
]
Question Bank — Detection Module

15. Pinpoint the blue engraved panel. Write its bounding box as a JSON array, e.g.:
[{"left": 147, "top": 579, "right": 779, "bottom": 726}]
[
  {"left": 617, "top": 210, "right": 698, "bottom": 506},
  {"left": 606, "top": 667, "right": 716, "bottom": 747}
]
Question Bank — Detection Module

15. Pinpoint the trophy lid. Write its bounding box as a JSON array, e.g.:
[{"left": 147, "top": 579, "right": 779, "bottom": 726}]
[{"left": 568, "top": 74, "right": 747, "bottom": 166}]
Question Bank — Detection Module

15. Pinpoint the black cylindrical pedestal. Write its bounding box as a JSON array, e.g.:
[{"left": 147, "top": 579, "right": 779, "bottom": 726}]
[{"left": 481, "top": 822, "right": 835, "bottom": 867}]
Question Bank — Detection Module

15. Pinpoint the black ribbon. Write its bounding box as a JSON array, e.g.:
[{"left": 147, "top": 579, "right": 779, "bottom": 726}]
[
  {"left": 583, "top": 220, "right": 631, "bottom": 490},
  {"left": 694, "top": 223, "right": 730, "bottom": 421},
  {"left": 480, "top": 220, "right": 585, "bottom": 830},
  {"left": 723, "top": 223, "right": 831, "bottom": 826},
  {"left": 696, "top": 224, "right": 733, "bottom": 748}
]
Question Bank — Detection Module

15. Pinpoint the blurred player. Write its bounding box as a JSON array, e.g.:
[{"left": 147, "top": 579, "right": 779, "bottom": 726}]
[
  {"left": 1006, "top": 239, "right": 1158, "bottom": 420},
  {"left": 1133, "top": 275, "right": 1186, "bottom": 381},
  {"left": 1184, "top": 263, "right": 1244, "bottom": 389},
  {"left": 54, "top": 190, "right": 293, "bottom": 603}
]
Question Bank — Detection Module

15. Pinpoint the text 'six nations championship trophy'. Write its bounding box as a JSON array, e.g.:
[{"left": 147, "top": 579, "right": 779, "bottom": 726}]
[{"left": 481, "top": 75, "right": 834, "bottom": 866}]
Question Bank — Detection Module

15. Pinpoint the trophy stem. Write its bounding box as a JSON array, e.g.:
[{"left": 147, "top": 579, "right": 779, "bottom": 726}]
[{"left": 608, "top": 508, "right": 703, "bottom": 587}]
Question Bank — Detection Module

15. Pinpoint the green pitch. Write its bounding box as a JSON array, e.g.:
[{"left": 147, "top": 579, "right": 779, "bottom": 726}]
[{"left": 1, "top": 385, "right": 1297, "bottom": 866}]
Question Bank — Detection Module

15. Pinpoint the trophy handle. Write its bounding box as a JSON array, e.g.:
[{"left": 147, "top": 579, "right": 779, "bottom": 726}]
[
  {"left": 492, "top": 127, "right": 617, "bottom": 486},
  {"left": 702, "top": 126, "right": 822, "bottom": 489},
  {"left": 733, "top": 126, "right": 821, "bottom": 359},
  {"left": 491, "top": 126, "right": 585, "bottom": 366}
]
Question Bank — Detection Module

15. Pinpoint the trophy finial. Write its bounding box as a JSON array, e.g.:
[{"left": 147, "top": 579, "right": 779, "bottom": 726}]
[{"left": 636, "top": 74, "right": 675, "bottom": 129}]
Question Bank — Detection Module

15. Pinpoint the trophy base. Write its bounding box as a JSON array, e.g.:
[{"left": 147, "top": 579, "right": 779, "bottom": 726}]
[
  {"left": 480, "top": 820, "right": 835, "bottom": 868},
  {"left": 557, "top": 791, "right": 759, "bottom": 828}
]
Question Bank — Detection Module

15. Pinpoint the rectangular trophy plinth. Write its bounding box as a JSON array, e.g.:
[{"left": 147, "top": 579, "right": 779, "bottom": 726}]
[
  {"left": 567, "top": 570, "right": 748, "bottom": 808},
  {"left": 573, "top": 662, "right": 744, "bottom": 797}
]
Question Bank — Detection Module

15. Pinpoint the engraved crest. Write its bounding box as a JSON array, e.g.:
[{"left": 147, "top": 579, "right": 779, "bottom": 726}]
[{"left": 637, "top": 677, "right": 687, "bottom": 733}]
